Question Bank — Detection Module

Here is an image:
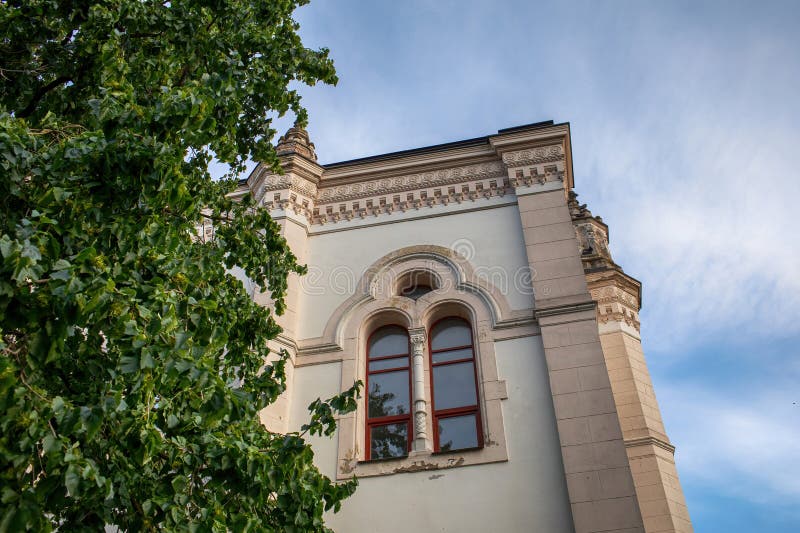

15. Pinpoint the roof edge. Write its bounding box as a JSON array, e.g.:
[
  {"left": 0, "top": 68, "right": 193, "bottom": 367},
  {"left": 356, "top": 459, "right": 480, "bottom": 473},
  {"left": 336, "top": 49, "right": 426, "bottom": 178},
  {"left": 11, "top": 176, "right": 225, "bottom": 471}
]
[{"left": 322, "top": 120, "right": 563, "bottom": 169}]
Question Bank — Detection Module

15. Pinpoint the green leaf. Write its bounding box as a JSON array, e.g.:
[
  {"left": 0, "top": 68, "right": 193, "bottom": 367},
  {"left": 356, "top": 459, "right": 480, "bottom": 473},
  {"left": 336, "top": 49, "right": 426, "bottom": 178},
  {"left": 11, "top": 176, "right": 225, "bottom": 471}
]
[
  {"left": 120, "top": 355, "right": 139, "bottom": 374},
  {"left": 0, "top": 487, "right": 17, "bottom": 504},
  {"left": 43, "top": 434, "right": 59, "bottom": 454},
  {"left": 65, "top": 464, "right": 80, "bottom": 497},
  {"left": 171, "top": 475, "right": 188, "bottom": 493}
]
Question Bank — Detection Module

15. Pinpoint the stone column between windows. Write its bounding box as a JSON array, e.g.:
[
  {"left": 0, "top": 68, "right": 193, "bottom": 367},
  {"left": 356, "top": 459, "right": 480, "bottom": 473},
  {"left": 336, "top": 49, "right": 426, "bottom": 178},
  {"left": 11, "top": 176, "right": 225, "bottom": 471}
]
[{"left": 409, "top": 327, "right": 430, "bottom": 452}]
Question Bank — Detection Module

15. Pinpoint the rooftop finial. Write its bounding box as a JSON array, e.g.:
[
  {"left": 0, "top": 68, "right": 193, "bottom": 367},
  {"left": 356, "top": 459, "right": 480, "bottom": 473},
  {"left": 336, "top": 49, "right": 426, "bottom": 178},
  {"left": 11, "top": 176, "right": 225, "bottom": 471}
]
[{"left": 275, "top": 121, "right": 317, "bottom": 161}]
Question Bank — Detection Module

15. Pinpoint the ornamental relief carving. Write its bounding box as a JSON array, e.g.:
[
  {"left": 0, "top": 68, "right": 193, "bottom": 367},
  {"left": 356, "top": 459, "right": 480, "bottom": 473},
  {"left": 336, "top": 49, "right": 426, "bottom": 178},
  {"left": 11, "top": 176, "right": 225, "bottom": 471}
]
[
  {"left": 317, "top": 161, "right": 504, "bottom": 203},
  {"left": 596, "top": 307, "right": 640, "bottom": 331},
  {"left": 309, "top": 178, "right": 510, "bottom": 225},
  {"left": 590, "top": 285, "right": 641, "bottom": 331},
  {"left": 508, "top": 164, "right": 566, "bottom": 188},
  {"left": 575, "top": 221, "right": 612, "bottom": 260},
  {"left": 255, "top": 173, "right": 319, "bottom": 199},
  {"left": 501, "top": 144, "right": 563, "bottom": 168},
  {"left": 590, "top": 285, "right": 639, "bottom": 308}
]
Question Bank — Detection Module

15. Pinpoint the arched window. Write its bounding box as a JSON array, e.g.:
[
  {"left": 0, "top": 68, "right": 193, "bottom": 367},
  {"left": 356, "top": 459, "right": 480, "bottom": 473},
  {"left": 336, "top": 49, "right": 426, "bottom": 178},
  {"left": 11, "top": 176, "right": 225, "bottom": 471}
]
[
  {"left": 365, "top": 325, "right": 412, "bottom": 460},
  {"left": 429, "top": 317, "right": 482, "bottom": 452}
]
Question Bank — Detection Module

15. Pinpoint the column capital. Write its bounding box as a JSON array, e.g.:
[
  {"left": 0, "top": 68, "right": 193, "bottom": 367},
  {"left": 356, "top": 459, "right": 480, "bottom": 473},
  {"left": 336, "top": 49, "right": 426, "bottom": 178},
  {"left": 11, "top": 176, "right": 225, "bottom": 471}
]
[{"left": 409, "top": 327, "right": 426, "bottom": 345}]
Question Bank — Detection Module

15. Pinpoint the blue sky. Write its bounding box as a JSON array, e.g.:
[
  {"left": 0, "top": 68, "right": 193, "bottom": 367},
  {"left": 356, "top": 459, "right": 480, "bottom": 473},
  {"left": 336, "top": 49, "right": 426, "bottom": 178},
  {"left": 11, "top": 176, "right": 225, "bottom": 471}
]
[{"left": 248, "top": 1, "right": 800, "bottom": 530}]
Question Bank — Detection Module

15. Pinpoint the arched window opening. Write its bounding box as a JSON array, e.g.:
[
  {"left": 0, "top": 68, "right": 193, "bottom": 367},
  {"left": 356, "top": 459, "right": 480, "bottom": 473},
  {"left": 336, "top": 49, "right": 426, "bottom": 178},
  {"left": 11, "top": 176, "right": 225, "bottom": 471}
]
[
  {"left": 429, "top": 317, "right": 482, "bottom": 452},
  {"left": 366, "top": 325, "right": 412, "bottom": 460},
  {"left": 400, "top": 284, "right": 433, "bottom": 300},
  {"left": 396, "top": 270, "right": 438, "bottom": 301}
]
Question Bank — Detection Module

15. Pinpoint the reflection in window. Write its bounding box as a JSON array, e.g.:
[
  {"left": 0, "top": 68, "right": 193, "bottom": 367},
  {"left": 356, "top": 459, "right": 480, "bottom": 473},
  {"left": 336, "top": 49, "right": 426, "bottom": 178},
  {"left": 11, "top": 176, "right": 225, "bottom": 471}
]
[
  {"left": 366, "top": 325, "right": 411, "bottom": 460},
  {"left": 438, "top": 414, "right": 479, "bottom": 452},
  {"left": 370, "top": 423, "right": 409, "bottom": 459},
  {"left": 368, "top": 372, "right": 409, "bottom": 418},
  {"left": 430, "top": 317, "right": 482, "bottom": 453}
]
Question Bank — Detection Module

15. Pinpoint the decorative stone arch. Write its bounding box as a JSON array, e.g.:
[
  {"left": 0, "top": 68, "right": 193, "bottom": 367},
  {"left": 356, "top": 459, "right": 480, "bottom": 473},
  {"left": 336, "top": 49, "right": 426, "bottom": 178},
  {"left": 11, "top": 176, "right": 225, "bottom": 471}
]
[
  {"left": 297, "top": 244, "right": 535, "bottom": 359},
  {"left": 313, "top": 245, "right": 537, "bottom": 479}
]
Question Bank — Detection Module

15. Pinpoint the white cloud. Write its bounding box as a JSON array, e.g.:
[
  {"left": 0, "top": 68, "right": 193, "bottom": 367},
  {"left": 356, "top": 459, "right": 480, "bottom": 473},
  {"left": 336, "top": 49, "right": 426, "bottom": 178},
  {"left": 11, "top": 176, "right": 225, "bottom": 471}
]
[
  {"left": 659, "top": 380, "right": 800, "bottom": 507},
  {"left": 568, "top": 18, "right": 800, "bottom": 350}
]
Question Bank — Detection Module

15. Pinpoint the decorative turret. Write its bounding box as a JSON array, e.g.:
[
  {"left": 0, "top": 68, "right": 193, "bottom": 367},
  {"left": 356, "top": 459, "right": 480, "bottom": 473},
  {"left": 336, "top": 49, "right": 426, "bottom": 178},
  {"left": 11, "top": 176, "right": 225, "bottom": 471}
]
[
  {"left": 275, "top": 122, "right": 318, "bottom": 161},
  {"left": 568, "top": 191, "right": 616, "bottom": 272},
  {"left": 568, "top": 190, "right": 641, "bottom": 329},
  {"left": 244, "top": 123, "right": 323, "bottom": 224}
]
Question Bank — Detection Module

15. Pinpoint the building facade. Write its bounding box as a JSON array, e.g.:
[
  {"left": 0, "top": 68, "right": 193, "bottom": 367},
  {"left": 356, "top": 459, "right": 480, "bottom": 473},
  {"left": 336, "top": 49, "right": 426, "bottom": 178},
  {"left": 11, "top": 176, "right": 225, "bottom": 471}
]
[{"left": 237, "top": 121, "right": 692, "bottom": 533}]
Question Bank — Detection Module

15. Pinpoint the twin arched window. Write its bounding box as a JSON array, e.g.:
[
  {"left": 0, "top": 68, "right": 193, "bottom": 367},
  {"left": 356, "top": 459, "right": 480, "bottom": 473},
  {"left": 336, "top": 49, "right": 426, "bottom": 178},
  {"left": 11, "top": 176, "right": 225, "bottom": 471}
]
[{"left": 365, "top": 318, "right": 482, "bottom": 460}]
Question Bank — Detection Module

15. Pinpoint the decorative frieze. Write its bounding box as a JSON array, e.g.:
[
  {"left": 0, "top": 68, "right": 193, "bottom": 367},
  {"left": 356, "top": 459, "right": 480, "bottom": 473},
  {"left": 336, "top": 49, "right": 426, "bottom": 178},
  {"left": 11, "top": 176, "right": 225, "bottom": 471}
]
[
  {"left": 310, "top": 178, "right": 510, "bottom": 225},
  {"left": 318, "top": 161, "right": 504, "bottom": 203}
]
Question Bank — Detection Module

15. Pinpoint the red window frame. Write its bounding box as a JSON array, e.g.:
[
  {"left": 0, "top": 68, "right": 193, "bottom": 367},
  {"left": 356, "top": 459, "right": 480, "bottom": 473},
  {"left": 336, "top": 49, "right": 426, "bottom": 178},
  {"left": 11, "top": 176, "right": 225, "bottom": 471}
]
[
  {"left": 429, "top": 317, "right": 483, "bottom": 453},
  {"left": 365, "top": 325, "right": 413, "bottom": 460}
]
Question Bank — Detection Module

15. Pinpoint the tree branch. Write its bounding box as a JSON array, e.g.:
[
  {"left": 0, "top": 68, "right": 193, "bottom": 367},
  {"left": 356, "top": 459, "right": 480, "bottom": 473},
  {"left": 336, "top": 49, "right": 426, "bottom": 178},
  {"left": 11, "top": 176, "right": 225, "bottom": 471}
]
[{"left": 17, "top": 75, "right": 72, "bottom": 119}]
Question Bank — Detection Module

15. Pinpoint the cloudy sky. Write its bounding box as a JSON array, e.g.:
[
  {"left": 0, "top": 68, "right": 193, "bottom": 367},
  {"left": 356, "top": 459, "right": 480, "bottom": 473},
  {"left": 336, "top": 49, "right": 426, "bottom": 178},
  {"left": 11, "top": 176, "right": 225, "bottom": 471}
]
[{"left": 255, "top": 1, "right": 799, "bottom": 530}]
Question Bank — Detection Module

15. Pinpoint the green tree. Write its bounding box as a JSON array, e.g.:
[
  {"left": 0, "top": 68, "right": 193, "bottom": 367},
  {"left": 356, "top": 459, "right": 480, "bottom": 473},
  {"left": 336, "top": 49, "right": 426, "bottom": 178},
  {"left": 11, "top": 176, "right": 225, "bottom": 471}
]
[{"left": 0, "top": 1, "right": 359, "bottom": 530}]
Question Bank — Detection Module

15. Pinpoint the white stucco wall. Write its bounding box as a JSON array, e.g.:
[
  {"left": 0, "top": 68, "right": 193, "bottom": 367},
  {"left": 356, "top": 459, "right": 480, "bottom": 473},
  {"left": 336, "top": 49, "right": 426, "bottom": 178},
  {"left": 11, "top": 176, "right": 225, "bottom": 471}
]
[
  {"left": 288, "top": 361, "right": 343, "bottom": 481},
  {"left": 295, "top": 203, "right": 533, "bottom": 340},
  {"left": 309, "top": 335, "right": 573, "bottom": 533}
]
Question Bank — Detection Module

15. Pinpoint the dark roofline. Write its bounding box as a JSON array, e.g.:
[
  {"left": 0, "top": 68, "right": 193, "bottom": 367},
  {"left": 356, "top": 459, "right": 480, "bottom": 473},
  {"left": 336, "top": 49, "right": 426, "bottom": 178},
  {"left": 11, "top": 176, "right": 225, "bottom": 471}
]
[
  {"left": 496, "top": 120, "right": 555, "bottom": 134},
  {"left": 322, "top": 135, "right": 488, "bottom": 169},
  {"left": 239, "top": 119, "right": 565, "bottom": 182},
  {"left": 322, "top": 120, "right": 559, "bottom": 169}
]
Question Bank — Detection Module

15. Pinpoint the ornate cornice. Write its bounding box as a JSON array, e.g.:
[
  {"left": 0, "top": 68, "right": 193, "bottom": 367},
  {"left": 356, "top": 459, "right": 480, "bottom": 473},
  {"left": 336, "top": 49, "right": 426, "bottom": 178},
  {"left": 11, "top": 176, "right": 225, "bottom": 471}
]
[
  {"left": 587, "top": 270, "right": 642, "bottom": 332},
  {"left": 243, "top": 124, "right": 574, "bottom": 226}
]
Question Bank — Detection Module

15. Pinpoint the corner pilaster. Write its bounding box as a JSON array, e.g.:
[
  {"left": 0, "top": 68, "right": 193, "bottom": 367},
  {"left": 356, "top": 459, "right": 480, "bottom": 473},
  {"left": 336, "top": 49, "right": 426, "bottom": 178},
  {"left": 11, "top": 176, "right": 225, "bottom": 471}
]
[
  {"left": 251, "top": 124, "right": 323, "bottom": 434},
  {"left": 496, "top": 126, "right": 644, "bottom": 533}
]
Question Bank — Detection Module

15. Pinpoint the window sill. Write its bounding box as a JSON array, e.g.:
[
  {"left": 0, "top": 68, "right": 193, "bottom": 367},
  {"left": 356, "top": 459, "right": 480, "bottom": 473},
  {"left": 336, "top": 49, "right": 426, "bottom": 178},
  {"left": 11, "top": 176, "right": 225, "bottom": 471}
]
[
  {"left": 431, "top": 445, "right": 484, "bottom": 455},
  {"left": 358, "top": 455, "right": 409, "bottom": 465},
  {"left": 338, "top": 443, "right": 507, "bottom": 480}
]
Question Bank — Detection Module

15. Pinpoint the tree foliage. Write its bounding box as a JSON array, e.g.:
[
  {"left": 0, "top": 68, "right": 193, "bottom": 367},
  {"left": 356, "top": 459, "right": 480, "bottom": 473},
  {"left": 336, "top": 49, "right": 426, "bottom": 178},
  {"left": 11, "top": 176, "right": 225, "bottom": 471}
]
[{"left": 0, "top": 1, "right": 360, "bottom": 530}]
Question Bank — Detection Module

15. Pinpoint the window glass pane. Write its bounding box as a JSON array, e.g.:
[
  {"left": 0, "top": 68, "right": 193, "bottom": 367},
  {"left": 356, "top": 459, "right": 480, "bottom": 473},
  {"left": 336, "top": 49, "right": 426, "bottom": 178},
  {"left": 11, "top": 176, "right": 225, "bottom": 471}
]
[
  {"left": 431, "top": 347, "right": 473, "bottom": 364},
  {"left": 369, "top": 326, "right": 408, "bottom": 358},
  {"left": 432, "top": 362, "right": 477, "bottom": 410},
  {"left": 438, "top": 414, "right": 479, "bottom": 452},
  {"left": 369, "top": 356, "right": 408, "bottom": 372},
  {"left": 368, "top": 371, "right": 410, "bottom": 418},
  {"left": 430, "top": 318, "right": 472, "bottom": 350},
  {"left": 370, "top": 423, "right": 408, "bottom": 459}
]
